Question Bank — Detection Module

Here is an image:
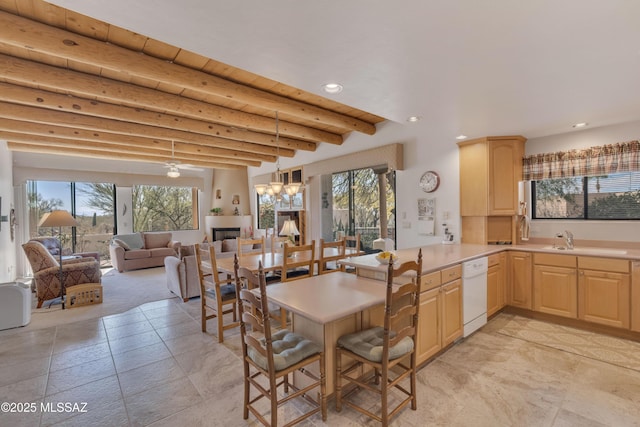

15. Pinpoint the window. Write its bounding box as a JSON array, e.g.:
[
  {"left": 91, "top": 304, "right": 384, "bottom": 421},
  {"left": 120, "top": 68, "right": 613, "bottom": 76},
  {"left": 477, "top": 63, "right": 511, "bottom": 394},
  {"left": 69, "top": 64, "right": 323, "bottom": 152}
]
[
  {"left": 27, "top": 180, "right": 115, "bottom": 265},
  {"left": 257, "top": 193, "right": 275, "bottom": 230},
  {"left": 132, "top": 185, "right": 198, "bottom": 231},
  {"left": 328, "top": 168, "right": 396, "bottom": 251},
  {"left": 532, "top": 172, "right": 640, "bottom": 219}
]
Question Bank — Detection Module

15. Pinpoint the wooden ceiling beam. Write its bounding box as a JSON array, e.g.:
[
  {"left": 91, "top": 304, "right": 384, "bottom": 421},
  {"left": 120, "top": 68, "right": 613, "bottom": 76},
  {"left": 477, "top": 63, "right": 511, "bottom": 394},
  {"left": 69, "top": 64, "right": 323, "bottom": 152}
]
[
  {"left": 0, "top": 11, "right": 375, "bottom": 135},
  {"left": 0, "top": 100, "right": 297, "bottom": 158},
  {"left": 3, "top": 133, "right": 259, "bottom": 167},
  {"left": 6, "top": 140, "right": 248, "bottom": 170},
  {"left": 0, "top": 79, "right": 318, "bottom": 152},
  {"left": 0, "top": 54, "right": 340, "bottom": 146},
  {"left": 0, "top": 117, "right": 270, "bottom": 164}
]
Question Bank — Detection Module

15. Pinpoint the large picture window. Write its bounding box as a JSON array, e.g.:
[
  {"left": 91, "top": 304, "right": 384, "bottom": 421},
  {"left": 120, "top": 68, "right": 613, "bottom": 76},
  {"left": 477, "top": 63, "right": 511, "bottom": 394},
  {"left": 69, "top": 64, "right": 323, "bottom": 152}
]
[
  {"left": 132, "top": 185, "right": 198, "bottom": 231},
  {"left": 532, "top": 172, "right": 640, "bottom": 219}
]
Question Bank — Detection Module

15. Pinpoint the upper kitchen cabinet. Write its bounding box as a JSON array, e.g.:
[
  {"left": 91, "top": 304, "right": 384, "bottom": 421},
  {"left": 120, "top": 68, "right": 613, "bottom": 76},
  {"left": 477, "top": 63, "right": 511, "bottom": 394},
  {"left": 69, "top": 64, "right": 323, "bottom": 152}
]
[{"left": 458, "top": 136, "right": 526, "bottom": 216}]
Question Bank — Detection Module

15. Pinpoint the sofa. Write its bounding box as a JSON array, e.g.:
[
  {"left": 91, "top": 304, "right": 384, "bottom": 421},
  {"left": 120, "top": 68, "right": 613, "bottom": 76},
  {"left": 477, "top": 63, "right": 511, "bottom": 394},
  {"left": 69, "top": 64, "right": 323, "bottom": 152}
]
[
  {"left": 208, "top": 237, "right": 267, "bottom": 259},
  {"left": 110, "top": 232, "right": 181, "bottom": 272},
  {"left": 164, "top": 245, "right": 200, "bottom": 301}
]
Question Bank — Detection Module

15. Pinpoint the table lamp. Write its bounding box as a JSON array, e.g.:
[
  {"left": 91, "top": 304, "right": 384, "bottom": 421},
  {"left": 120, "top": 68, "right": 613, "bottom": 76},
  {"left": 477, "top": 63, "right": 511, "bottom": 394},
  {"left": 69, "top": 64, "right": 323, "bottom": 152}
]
[
  {"left": 38, "top": 210, "right": 79, "bottom": 309},
  {"left": 279, "top": 219, "right": 299, "bottom": 246}
]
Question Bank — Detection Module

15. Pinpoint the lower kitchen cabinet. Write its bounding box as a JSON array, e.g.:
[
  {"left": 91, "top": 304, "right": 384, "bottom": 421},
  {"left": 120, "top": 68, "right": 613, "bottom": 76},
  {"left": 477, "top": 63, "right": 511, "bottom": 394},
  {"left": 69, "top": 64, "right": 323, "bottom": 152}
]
[
  {"left": 487, "top": 252, "right": 506, "bottom": 317},
  {"left": 578, "top": 257, "right": 630, "bottom": 329},
  {"left": 416, "top": 270, "right": 462, "bottom": 365},
  {"left": 533, "top": 253, "right": 577, "bottom": 318},
  {"left": 508, "top": 251, "right": 532, "bottom": 309},
  {"left": 633, "top": 261, "right": 640, "bottom": 332}
]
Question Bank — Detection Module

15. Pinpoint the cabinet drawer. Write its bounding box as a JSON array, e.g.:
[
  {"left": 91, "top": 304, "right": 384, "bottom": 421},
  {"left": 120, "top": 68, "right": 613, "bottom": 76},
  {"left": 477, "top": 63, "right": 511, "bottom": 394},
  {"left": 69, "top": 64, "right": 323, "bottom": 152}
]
[
  {"left": 578, "top": 256, "right": 629, "bottom": 273},
  {"left": 487, "top": 253, "right": 501, "bottom": 267},
  {"left": 420, "top": 271, "right": 441, "bottom": 291},
  {"left": 441, "top": 265, "right": 462, "bottom": 283},
  {"left": 534, "top": 253, "right": 576, "bottom": 268}
]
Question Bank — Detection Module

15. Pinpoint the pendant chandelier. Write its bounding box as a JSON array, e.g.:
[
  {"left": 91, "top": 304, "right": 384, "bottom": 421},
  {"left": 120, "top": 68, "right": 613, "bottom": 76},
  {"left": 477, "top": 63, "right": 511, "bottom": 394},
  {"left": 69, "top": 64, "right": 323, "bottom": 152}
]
[{"left": 254, "top": 111, "right": 301, "bottom": 199}]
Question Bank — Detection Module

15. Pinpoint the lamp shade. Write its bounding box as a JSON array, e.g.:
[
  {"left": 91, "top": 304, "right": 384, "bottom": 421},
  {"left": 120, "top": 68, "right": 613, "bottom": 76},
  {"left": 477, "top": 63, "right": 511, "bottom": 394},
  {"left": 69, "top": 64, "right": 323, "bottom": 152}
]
[
  {"left": 38, "top": 210, "right": 79, "bottom": 228},
  {"left": 279, "top": 219, "right": 300, "bottom": 237}
]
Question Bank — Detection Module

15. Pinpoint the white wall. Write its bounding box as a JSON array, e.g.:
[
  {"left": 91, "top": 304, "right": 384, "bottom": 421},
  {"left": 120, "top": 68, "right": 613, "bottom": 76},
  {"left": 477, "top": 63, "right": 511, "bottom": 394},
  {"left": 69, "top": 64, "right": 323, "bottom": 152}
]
[
  {"left": 0, "top": 142, "right": 17, "bottom": 282},
  {"left": 249, "top": 120, "right": 462, "bottom": 249},
  {"left": 525, "top": 120, "right": 640, "bottom": 243}
]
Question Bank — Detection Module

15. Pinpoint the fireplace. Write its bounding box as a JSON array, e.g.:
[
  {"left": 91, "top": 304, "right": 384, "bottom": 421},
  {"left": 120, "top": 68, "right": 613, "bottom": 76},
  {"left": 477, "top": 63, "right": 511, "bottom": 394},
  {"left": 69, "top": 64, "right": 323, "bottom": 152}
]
[{"left": 212, "top": 227, "right": 241, "bottom": 241}]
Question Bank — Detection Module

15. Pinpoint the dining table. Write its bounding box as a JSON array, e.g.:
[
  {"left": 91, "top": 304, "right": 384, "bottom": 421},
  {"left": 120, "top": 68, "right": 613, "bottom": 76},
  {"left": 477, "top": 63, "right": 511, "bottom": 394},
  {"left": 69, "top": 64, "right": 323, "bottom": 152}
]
[
  {"left": 215, "top": 246, "right": 362, "bottom": 276},
  {"left": 252, "top": 271, "right": 390, "bottom": 395}
]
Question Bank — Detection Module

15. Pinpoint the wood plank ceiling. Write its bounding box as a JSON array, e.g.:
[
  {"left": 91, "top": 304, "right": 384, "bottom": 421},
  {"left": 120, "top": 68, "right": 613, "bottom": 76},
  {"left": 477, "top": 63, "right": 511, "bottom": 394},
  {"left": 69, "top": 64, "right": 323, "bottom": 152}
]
[{"left": 0, "top": 0, "right": 384, "bottom": 171}]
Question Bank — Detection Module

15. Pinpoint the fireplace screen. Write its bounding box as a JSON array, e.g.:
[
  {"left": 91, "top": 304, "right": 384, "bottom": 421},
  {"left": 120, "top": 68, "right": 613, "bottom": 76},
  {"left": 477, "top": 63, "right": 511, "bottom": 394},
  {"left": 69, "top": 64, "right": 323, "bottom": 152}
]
[{"left": 212, "top": 227, "right": 241, "bottom": 241}]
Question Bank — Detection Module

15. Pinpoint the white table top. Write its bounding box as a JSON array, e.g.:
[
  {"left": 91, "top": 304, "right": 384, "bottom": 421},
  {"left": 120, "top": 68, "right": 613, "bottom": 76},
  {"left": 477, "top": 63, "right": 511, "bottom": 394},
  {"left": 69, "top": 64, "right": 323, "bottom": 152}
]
[{"left": 258, "top": 272, "right": 388, "bottom": 324}]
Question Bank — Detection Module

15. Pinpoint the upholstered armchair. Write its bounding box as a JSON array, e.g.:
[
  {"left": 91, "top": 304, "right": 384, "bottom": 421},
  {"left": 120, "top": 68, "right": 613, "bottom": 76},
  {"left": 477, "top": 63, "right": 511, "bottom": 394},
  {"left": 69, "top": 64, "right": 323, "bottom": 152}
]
[
  {"left": 164, "top": 244, "right": 201, "bottom": 302},
  {"left": 29, "top": 237, "right": 100, "bottom": 263},
  {"left": 22, "top": 241, "right": 102, "bottom": 308}
]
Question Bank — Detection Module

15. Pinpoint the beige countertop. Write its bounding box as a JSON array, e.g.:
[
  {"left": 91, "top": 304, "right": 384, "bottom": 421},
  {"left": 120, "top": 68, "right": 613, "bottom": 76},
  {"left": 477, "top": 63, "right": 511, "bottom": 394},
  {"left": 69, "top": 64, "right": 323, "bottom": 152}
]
[
  {"left": 339, "top": 242, "right": 640, "bottom": 275},
  {"left": 258, "top": 272, "right": 388, "bottom": 324}
]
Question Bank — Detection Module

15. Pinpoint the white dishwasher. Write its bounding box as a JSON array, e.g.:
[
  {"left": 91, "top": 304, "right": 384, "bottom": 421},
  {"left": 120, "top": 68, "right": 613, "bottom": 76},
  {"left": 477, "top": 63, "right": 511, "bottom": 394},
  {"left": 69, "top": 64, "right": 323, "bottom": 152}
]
[{"left": 462, "top": 257, "right": 488, "bottom": 337}]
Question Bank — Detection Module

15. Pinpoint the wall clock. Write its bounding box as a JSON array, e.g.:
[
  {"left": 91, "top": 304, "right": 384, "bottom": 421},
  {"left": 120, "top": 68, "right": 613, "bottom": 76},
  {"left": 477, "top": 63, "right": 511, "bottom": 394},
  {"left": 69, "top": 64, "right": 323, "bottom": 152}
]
[{"left": 419, "top": 171, "right": 440, "bottom": 193}]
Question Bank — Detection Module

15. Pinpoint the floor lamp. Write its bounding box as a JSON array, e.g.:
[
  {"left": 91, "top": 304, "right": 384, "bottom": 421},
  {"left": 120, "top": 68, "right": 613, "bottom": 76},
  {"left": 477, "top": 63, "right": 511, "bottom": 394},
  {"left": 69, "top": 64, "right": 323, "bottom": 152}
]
[{"left": 38, "top": 210, "right": 79, "bottom": 309}]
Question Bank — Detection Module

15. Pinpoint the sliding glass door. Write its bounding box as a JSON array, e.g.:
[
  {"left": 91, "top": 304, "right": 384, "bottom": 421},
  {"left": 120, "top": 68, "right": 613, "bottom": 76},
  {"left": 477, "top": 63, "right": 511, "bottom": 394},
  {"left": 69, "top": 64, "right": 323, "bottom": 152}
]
[
  {"left": 325, "top": 167, "right": 396, "bottom": 252},
  {"left": 27, "top": 180, "right": 115, "bottom": 266}
]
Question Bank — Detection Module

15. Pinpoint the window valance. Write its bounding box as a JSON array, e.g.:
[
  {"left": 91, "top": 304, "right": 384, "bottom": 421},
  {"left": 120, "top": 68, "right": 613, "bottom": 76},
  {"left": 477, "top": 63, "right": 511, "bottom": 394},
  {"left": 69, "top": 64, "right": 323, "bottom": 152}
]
[{"left": 523, "top": 140, "right": 640, "bottom": 181}]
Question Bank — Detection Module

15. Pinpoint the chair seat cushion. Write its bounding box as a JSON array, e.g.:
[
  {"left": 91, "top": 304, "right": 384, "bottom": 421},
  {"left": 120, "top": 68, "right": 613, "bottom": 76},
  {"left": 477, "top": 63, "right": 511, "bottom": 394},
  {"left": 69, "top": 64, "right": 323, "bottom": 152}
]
[
  {"left": 338, "top": 326, "right": 414, "bottom": 362},
  {"left": 249, "top": 329, "right": 321, "bottom": 372},
  {"left": 204, "top": 283, "right": 236, "bottom": 301}
]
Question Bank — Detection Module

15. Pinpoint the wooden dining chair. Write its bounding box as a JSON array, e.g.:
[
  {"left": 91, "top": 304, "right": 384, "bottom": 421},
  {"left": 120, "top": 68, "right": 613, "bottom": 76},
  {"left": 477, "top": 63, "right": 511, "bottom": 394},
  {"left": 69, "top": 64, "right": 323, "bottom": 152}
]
[
  {"left": 335, "top": 249, "right": 423, "bottom": 427},
  {"left": 270, "top": 236, "right": 290, "bottom": 254},
  {"left": 236, "top": 236, "right": 265, "bottom": 257},
  {"left": 344, "top": 232, "right": 361, "bottom": 254},
  {"left": 233, "top": 258, "right": 327, "bottom": 427},
  {"left": 282, "top": 240, "right": 316, "bottom": 281},
  {"left": 343, "top": 233, "right": 361, "bottom": 273},
  {"left": 318, "top": 238, "right": 346, "bottom": 274},
  {"left": 194, "top": 243, "right": 240, "bottom": 343}
]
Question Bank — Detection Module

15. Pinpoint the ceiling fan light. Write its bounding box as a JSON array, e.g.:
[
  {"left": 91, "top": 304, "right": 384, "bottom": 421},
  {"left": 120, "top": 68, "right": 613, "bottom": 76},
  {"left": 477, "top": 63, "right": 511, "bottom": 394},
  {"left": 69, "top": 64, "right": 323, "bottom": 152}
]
[{"left": 167, "top": 166, "right": 180, "bottom": 178}]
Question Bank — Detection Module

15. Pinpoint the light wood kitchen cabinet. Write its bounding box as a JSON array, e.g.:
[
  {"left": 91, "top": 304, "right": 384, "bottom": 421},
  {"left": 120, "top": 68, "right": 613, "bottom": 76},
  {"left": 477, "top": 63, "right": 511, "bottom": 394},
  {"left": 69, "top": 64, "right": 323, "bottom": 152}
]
[
  {"left": 441, "top": 278, "right": 463, "bottom": 345},
  {"left": 416, "top": 287, "right": 441, "bottom": 363},
  {"left": 416, "top": 265, "right": 463, "bottom": 365},
  {"left": 508, "top": 251, "right": 532, "bottom": 309},
  {"left": 487, "top": 252, "right": 506, "bottom": 317},
  {"left": 578, "top": 256, "right": 630, "bottom": 329},
  {"left": 632, "top": 261, "right": 640, "bottom": 332},
  {"left": 458, "top": 135, "right": 526, "bottom": 244},
  {"left": 533, "top": 253, "right": 577, "bottom": 318}
]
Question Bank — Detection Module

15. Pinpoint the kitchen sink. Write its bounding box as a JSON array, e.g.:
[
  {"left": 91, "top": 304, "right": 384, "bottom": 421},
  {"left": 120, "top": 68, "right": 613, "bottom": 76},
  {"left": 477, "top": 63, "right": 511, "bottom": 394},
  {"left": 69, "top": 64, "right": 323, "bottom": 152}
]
[{"left": 541, "top": 246, "right": 627, "bottom": 255}]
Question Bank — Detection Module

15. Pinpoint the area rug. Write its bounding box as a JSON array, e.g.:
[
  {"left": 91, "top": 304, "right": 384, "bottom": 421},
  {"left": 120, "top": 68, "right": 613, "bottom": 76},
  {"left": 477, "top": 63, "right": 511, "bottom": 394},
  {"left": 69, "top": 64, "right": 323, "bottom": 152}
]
[
  {"left": 496, "top": 315, "right": 640, "bottom": 372},
  {"left": 24, "top": 266, "right": 178, "bottom": 331}
]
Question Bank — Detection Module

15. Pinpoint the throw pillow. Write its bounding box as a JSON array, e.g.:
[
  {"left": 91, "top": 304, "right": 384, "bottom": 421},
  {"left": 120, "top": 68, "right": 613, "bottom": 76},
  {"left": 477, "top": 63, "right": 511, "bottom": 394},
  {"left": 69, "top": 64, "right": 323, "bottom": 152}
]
[
  {"left": 113, "top": 238, "right": 130, "bottom": 250},
  {"left": 115, "top": 233, "right": 145, "bottom": 250}
]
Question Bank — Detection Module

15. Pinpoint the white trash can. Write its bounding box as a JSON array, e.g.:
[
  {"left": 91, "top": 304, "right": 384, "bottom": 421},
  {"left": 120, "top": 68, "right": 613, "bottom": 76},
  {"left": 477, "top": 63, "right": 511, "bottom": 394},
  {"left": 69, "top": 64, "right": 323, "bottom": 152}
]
[{"left": 0, "top": 282, "right": 31, "bottom": 330}]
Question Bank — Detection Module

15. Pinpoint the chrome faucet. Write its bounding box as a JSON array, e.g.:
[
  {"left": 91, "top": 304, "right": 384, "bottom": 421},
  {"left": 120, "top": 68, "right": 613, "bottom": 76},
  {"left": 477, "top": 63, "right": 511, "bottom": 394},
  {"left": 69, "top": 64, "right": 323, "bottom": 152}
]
[{"left": 564, "top": 230, "right": 574, "bottom": 249}]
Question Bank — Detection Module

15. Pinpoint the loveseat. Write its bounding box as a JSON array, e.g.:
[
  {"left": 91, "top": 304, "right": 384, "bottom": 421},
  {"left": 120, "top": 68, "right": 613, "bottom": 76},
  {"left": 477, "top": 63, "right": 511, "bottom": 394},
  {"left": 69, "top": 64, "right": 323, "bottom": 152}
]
[
  {"left": 110, "top": 232, "right": 180, "bottom": 272},
  {"left": 208, "top": 237, "right": 267, "bottom": 259}
]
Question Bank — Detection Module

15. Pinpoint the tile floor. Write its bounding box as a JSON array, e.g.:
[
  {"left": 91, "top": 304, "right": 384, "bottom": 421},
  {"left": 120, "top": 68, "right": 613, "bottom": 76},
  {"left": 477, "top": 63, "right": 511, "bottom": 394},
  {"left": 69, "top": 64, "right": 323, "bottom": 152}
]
[{"left": 1, "top": 299, "right": 640, "bottom": 427}]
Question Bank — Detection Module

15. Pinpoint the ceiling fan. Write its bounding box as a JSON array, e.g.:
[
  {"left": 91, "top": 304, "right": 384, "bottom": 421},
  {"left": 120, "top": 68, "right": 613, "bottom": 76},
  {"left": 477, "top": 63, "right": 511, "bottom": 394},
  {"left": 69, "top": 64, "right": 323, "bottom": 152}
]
[{"left": 164, "top": 141, "right": 204, "bottom": 178}]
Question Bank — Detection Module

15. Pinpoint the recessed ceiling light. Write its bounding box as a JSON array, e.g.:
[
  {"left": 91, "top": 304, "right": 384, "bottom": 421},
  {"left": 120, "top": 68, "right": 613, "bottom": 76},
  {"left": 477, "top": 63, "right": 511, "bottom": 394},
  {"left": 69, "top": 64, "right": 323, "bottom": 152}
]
[
  {"left": 407, "top": 116, "right": 421, "bottom": 123},
  {"left": 322, "top": 83, "right": 343, "bottom": 94},
  {"left": 572, "top": 122, "right": 588, "bottom": 128},
  {"left": 456, "top": 134, "right": 467, "bottom": 140}
]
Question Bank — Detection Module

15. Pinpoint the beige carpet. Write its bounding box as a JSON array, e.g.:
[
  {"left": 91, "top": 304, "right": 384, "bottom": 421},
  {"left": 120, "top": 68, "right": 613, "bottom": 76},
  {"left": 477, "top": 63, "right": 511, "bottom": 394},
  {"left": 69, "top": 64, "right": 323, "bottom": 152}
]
[
  {"left": 18, "top": 266, "right": 178, "bottom": 332},
  {"left": 496, "top": 315, "right": 640, "bottom": 372}
]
